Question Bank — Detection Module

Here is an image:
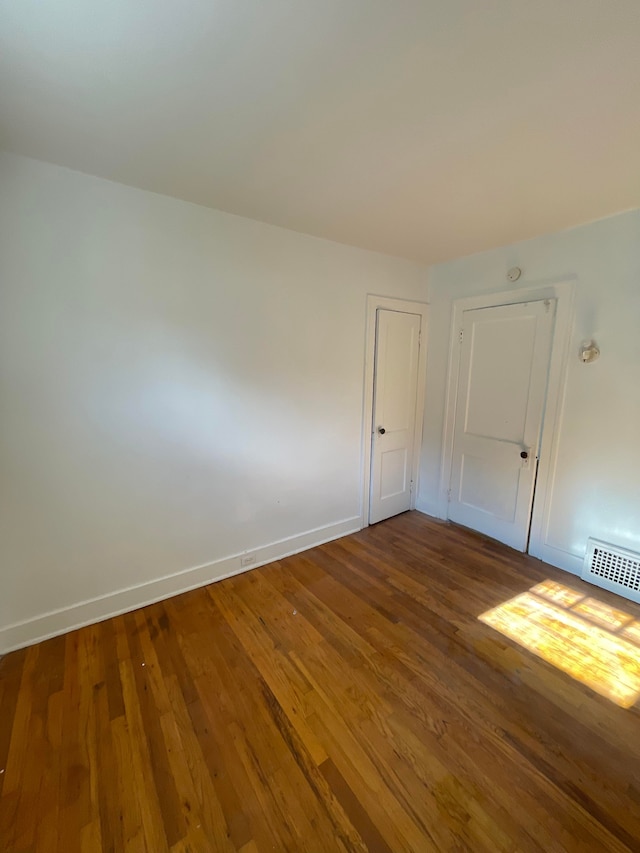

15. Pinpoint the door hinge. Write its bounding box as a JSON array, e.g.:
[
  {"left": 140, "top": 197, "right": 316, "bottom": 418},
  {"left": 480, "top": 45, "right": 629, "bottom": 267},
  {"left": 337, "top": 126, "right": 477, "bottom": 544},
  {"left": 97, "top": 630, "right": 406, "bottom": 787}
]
[
  {"left": 458, "top": 329, "right": 464, "bottom": 343},
  {"left": 447, "top": 488, "right": 452, "bottom": 502}
]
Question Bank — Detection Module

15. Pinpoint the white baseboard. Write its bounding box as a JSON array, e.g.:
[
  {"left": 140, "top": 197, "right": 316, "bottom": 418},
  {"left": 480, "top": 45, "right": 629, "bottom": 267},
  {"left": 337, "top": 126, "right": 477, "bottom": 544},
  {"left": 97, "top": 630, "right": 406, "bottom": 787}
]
[
  {"left": 528, "top": 542, "right": 583, "bottom": 577},
  {"left": 0, "top": 516, "right": 362, "bottom": 654},
  {"left": 414, "top": 504, "right": 584, "bottom": 578},
  {"left": 414, "top": 498, "right": 440, "bottom": 519},
  {"left": 415, "top": 495, "right": 449, "bottom": 520}
]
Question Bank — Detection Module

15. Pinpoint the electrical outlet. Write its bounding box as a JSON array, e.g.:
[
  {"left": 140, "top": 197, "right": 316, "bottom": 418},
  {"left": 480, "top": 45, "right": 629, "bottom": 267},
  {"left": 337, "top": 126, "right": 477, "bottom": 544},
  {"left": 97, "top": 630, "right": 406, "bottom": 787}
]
[{"left": 241, "top": 554, "right": 256, "bottom": 567}]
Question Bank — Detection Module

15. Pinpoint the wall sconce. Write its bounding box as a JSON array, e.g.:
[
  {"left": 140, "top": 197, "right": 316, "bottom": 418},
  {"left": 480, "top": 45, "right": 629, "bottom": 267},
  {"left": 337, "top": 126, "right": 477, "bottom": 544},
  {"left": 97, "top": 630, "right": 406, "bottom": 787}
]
[{"left": 579, "top": 340, "right": 600, "bottom": 363}]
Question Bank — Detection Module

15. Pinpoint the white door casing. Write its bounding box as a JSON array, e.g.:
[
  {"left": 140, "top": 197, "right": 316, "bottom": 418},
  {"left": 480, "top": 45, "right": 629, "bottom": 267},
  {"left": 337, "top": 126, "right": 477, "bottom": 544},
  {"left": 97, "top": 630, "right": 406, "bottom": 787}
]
[
  {"left": 369, "top": 309, "right": 422, "bottom": 524},
  {"left": 447, "top": 299, "right": 556, "bottom": 551}
]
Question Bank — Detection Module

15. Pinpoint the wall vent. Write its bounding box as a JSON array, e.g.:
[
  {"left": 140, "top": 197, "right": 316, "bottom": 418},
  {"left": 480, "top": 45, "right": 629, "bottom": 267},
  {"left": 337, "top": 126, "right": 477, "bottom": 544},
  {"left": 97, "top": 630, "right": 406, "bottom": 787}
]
[{"left": 582, "top": 538, "right": 640, "bottom": 604}]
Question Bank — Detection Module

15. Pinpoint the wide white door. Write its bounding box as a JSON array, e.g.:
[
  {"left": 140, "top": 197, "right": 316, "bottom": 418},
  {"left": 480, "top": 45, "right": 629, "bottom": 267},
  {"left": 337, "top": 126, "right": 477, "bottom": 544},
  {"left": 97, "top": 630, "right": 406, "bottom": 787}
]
[
  {"left": 369, "top": 309, "right": 421, "bottom": 524},
  {"left": 448, "top": 300, "right": 555, "bottom": 550}
]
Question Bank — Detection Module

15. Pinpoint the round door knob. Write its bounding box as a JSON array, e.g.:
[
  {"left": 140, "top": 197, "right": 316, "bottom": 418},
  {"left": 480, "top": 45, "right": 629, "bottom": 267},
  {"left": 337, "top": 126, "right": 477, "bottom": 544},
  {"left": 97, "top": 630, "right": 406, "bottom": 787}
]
[
  {"left": 378, "top": 427, "right": 386, "bottom": 435},
  {"left": 520, "top": 450, "right": 528, "bottom": 459}
]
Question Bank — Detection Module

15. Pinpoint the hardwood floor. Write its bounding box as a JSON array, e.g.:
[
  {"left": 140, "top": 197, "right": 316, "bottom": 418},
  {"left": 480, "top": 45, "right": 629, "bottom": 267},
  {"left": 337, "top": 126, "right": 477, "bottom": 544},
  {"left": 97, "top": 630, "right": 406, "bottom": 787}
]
[{"left": 2, "top": 512, "right": 640, "bottom": 852}]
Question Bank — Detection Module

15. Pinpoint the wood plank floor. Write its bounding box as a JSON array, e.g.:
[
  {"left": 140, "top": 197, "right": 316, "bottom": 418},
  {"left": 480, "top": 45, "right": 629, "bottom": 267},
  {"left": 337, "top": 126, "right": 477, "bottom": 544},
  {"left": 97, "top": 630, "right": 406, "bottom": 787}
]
[{"left": 2, "top": 512, "right": 640, "bottom": 852}]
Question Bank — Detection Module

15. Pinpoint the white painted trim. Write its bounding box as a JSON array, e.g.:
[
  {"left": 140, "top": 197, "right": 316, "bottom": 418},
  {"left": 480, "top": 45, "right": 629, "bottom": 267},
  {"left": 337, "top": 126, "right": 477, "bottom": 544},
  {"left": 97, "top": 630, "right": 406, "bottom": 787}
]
[
  {"left": 437, "top": 280, "right": 576, "bottom": 559},
  {"left": 414, "top": 497, "right": 433, "bottom": 516},
  {"left": 362, "top": 295, "right": 429, "bottom": 527},
  {"left": 412, "top": 504, "right": 583, "bottom": 575},
  {"left": 526, "top": 287, "right": 576, "bottom": 565},
  {"left": 533, "top": 542, "right": 583, "bottom": 577},
  {"left": 0, "top": 515, "right": 361, "bottom": 654}
]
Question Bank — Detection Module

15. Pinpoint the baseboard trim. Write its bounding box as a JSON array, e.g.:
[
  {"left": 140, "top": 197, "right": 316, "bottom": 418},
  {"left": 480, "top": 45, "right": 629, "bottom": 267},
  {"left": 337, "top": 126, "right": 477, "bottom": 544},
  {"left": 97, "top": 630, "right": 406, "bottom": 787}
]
[
  {"left": 414, "top": 499, "right": 442, "bottom": 519},
  {"left": 529, "top": 542, "right": 583, "bottom": 577},
  {"left": 413, "top": 507, "right": 584, "bottom": 577},
  {"left": 0, "top": 516, "right": 362, "bottom": 654},
  {"left": 415, "top": 493, "right": 451, "bottom": 520}
]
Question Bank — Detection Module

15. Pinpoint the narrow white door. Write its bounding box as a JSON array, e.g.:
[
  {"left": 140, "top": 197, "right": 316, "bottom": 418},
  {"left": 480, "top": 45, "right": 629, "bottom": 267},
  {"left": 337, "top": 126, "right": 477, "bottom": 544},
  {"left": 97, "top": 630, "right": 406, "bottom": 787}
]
[
  {"left": 448, "top": 300, "right": 555, "bottom": 550},
  {"left": 369, "top": 309, "right": 421, "bottom": 524}
]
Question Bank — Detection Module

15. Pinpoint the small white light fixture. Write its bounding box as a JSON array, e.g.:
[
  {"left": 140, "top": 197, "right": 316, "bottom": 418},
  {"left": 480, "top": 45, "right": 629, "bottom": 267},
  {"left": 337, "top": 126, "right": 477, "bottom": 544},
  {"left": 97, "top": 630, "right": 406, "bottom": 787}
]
[{"left": 579, "top": 340, "right": 600, "bottom": 363}]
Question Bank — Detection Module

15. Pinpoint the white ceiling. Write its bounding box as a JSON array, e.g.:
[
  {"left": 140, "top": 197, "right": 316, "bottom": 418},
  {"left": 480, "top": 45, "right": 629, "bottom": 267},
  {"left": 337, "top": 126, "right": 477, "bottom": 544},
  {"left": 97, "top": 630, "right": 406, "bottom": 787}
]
[{"left": 1, "top": 1, "right": 639, "bottom": 263}]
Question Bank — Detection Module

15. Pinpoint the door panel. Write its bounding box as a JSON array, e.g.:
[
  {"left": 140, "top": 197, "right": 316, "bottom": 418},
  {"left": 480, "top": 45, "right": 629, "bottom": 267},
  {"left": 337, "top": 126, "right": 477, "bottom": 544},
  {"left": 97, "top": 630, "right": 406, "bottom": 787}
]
[
  {"left": 464, "top": 314, "right": 537, "bottom": 442},
  {"left": 448, "top": 300, "right": 555, "bottom": 550},
  {"left": 370, "top": 309, "right": 421, "bottom": 524},
  {"left": 380, "top": 448, "right": 409, "bottom": 499},
  {"left": 459, "top": 452, "right": 520, "bottom": 521}
]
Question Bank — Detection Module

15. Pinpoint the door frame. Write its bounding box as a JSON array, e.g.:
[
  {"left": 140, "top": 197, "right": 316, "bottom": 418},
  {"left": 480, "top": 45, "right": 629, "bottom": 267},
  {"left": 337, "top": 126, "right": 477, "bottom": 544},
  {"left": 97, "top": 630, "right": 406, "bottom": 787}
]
[
  {"left": 437, "top": 280, "right": 575, "bottom": 557},
  {"left": 362, "top": 295, "right": 429, "bottom": 528}
]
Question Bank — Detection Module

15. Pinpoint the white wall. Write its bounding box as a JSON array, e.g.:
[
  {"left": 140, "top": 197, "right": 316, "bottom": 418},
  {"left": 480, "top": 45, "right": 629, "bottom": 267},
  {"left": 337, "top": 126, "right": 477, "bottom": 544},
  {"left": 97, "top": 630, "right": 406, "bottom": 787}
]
[
  {"left": 0, "top": 151, "right": 426, "bottom": 651},
  {"left": 417, "top": 209, "right": 640, "bottom": 574}
]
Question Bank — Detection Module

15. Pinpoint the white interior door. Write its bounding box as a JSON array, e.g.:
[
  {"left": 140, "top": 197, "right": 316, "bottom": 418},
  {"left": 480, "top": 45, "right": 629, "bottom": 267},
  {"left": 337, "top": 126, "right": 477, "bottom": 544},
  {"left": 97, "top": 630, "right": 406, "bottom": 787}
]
[
  {"left": 369, "top": 309, "right": 421, "bottom": 524},
  {"left": 448, "top": 299, "right": 555, "bottom": 550}
]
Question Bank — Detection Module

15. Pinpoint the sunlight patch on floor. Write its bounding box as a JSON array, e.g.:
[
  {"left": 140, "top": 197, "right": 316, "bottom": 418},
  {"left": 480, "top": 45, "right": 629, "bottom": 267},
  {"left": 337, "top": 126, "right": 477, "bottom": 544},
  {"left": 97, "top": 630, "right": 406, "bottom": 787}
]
[{"left": 479, "top": 579, "right": 640, "bottom": 708}]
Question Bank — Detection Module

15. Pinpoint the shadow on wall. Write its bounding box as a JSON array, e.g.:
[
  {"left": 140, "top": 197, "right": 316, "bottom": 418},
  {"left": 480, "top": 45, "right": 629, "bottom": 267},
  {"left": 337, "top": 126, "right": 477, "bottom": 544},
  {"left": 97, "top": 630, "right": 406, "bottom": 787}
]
[{"left": 3, "top": 308, "right": 362, "bottom": 624}]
